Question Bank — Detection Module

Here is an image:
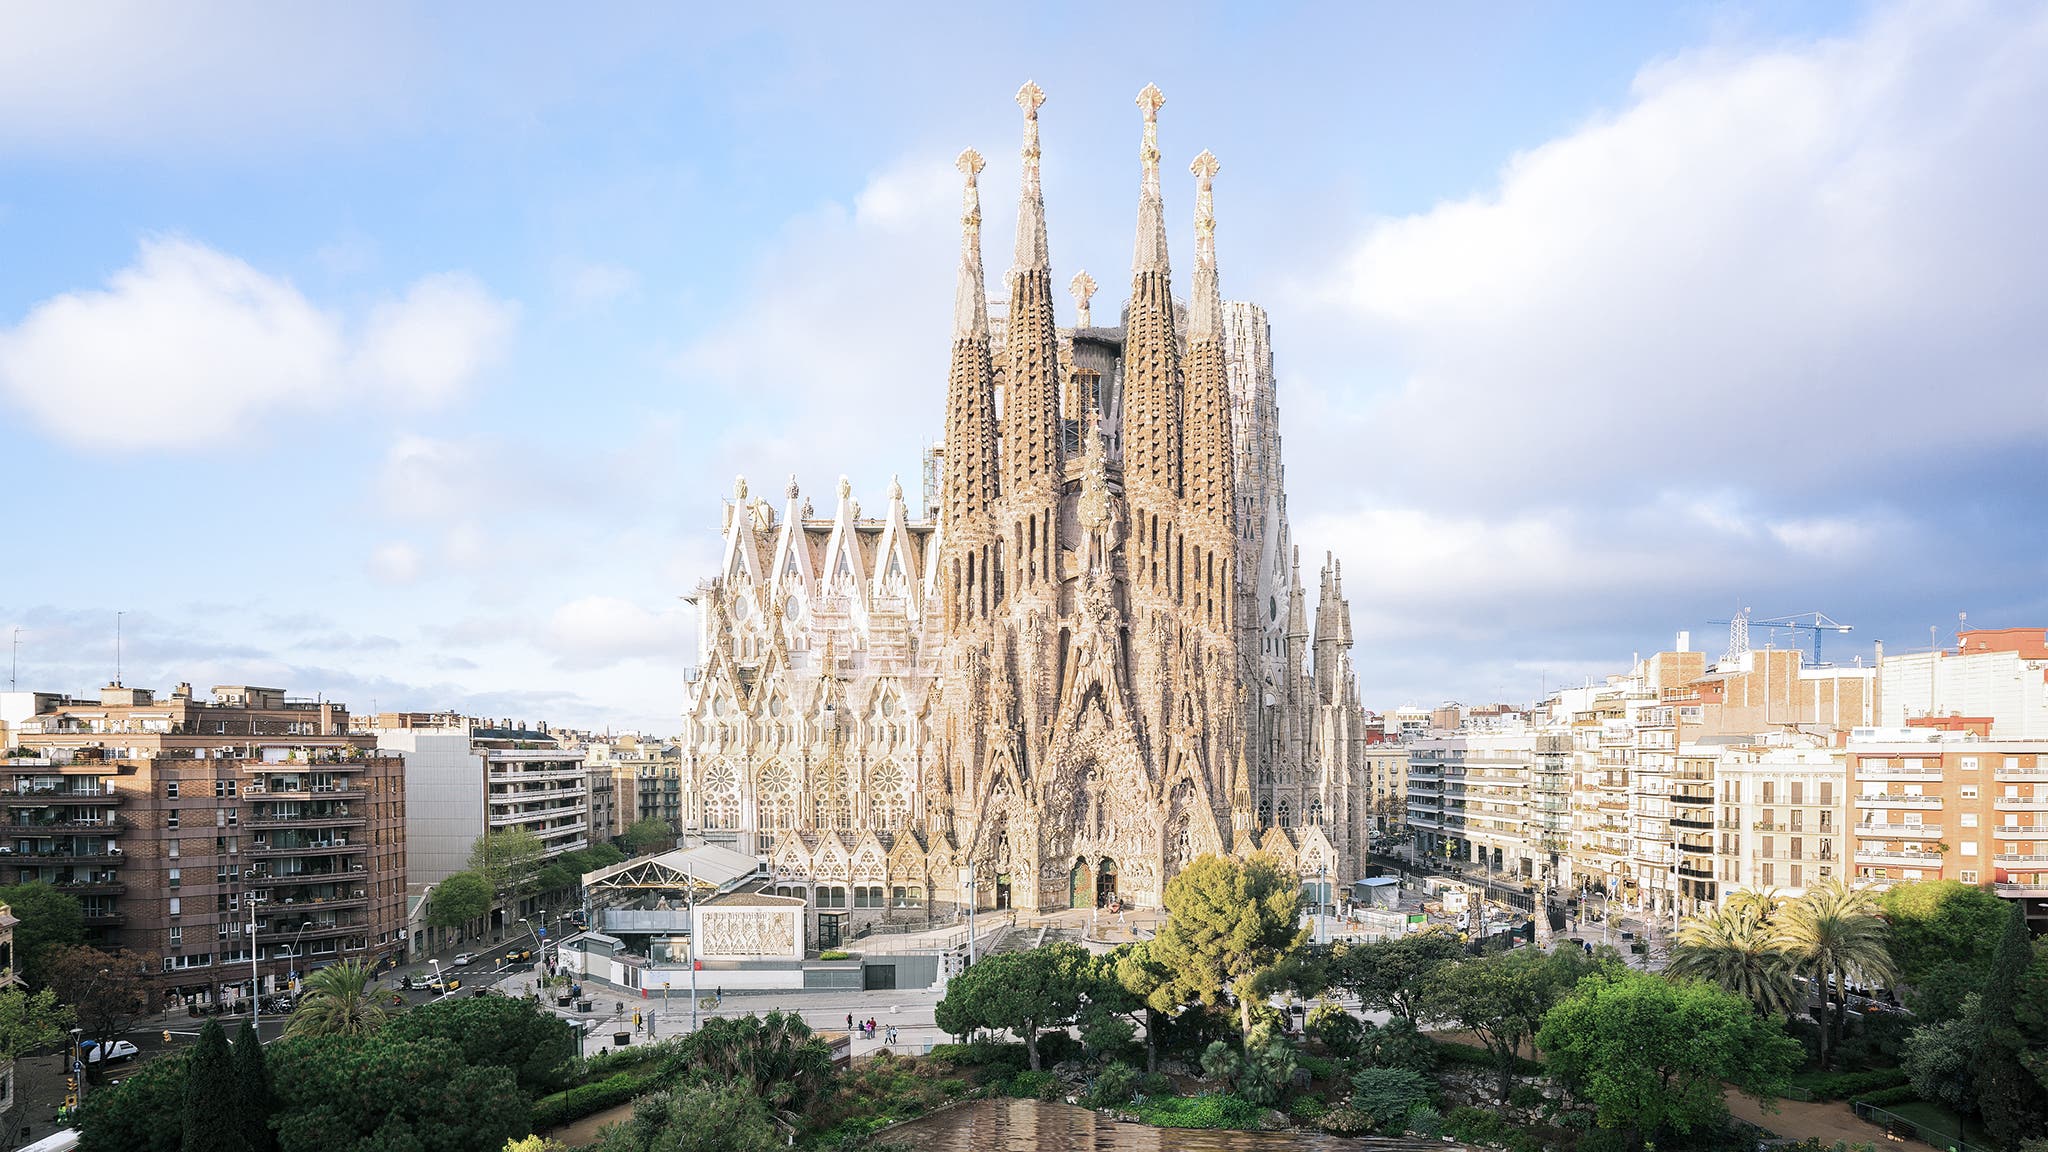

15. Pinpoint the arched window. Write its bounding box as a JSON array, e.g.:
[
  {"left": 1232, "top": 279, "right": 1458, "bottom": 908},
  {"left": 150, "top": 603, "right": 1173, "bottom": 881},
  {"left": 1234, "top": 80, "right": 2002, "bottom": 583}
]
[
  {"left": 704, "top": 764, "right": 741, "bottom": 830},
  {"left": 869, "top": 763, "right": 909, "bottom": 830}
]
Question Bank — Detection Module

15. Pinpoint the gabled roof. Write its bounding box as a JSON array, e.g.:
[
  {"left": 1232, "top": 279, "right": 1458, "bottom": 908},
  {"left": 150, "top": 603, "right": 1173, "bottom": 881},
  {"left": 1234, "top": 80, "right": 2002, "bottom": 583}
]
[{"left": 582, "top": 842, "right": 761, "bottom": 893}]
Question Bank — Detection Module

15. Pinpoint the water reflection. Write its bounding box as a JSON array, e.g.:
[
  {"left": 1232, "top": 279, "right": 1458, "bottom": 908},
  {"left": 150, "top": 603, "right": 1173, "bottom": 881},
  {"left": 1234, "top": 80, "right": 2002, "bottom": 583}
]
[{"left": 885, "top": 1098, "right": 1362, "bottom": 1151}]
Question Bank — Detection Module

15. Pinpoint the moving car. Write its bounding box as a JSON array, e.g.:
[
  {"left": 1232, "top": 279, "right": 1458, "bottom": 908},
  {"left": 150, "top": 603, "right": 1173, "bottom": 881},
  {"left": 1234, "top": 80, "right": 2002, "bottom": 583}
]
[
  {"left": 80, "top": 1039, "right": 138, "bottom": 1064},
  {"left": 502, "top": 948, "right": 532, "bottom": 964},
  {"left": 451, "top": 952, "right": 475, "bottom": 967}
]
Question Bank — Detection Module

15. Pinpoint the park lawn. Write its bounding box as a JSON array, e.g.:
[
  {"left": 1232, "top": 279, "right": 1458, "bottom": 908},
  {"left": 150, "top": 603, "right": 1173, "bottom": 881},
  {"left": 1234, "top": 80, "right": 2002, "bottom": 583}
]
[{"left": 1880, "top": 1099, "right": 1998, "bottom": 1152}]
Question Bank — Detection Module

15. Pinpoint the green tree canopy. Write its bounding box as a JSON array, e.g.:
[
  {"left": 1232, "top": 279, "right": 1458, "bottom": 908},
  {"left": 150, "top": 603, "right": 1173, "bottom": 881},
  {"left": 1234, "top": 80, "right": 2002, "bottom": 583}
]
[
  {"left": 267, "top": 1033, "right": 530, "bottom": 1152},
  {"left": 1348, "top": 1066, "right": 1432, "bottom": 1135},
  {"left": 1974, "top": 904, "right": 2048, "bottom": 1147},
  {"left": 182, "top": 1019, "right": 249, "bottom": 1152},
  {"left": 284, "top": 959, "right": 388, "bottom": 1039},
  {"left": 1668, "top": 905, "right": 1799, "bottom": 1018},
  {"left": 1426, "top": 945, "right": 1605, "bottom": 1105},
  {"left": 0, "top": 881, "right": 85, "bottom": 986},
  {"left": 535, "top": 842, "right": 625, "bottom": 899},
  {"left": 0, "top": 981, "right": 73, "bottom": 1062},
  {"left": 1904, "top": 994, "right": 1984, "bottom": 1117},
  {"left": 618, "top": 819, "right": 676, "bottom": 856},
  {"left": 1149, "top": 852, "right": 1307, "bottom": 1039},
  {"left": 46, "top": 943, "right": 153, "bottom": 1046},
  {"left": 664, "top": 1009, "right": 833, "bottom": 1114},
  {"left": 426, "top": 870, "right": 492, "bottom": 930},
  {"left": 233, "top": 1020, "right": 277, "bottom": 1152},
  {"left": 383, "top": 992, "right": 578, "bottom": 1096},
  {"left": 1538, "top": 970, "right": 1801, "bottom": 1148},
  {"left": 78, "top": 1045, "right": 187, "bottom": 1152},
  {"left": 1329, "top": 929, "right": 1463, "bottom": 1019},
  {"left": 934, "top": 941, "right": 1088, "bottom": 1069},
  {"left": 1880, "top": 880, "right": 2010, "bottom": 1020},
  {"left": 1770, "top": 879, "right": 1896, "bottom": 1070},
  {"left": 594, "top": 1083, "right": 779, "bottom": 1152},
  {"left": 470, "top": 828, "right": 548, "bottom": 901}
]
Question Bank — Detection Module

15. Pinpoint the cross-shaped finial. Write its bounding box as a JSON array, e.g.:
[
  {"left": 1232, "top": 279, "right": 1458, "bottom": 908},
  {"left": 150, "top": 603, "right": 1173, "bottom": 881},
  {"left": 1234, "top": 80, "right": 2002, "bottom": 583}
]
[
  {"left": 1015, "top": 80, "right": 1046, "bottom": 120},
  {"left": 956, "top": 148, "right": 985, "bottom": 179},
  {"left": 1190, "top": 149, "right": 1220, "bottom": 183},
  {"left": 1136, "top": 83, "right": 1165, "bottom": 121}
]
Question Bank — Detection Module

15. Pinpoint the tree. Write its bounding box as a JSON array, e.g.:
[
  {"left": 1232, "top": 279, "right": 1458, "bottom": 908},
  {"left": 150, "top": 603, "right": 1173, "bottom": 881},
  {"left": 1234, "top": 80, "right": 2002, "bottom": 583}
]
[
  {"left": 1538, "top": 970, "right": 1801, "bottom": 1149},
  {"left": 1668, "top": 905, "right": 1799, "bottom": 1018},
  {"left": 1771, "top": 879, "right": 1895, "bottom": 1070},
  {"left": 536, "top": 843, "right": 626, "bottom": 904},
  {"left": 383, "top": 993, "right": 578, "bottom": 1097},
  {"left": 1975, "top": 904, "right": 2048, "bottom": 1147},
  {"left": 426, "top": 871, "right": 492, "bottom": 931},
  {"left": 1880, "top": 880, "right": 2010, "bottom": 1020},
  {"left": 45, "top": 944, "right": 152, "bottom": 1052},
  {"left": 934, "top": 942, "right": 1088, "bottom": 1070},
  {"left": 618, "top": 819, "right": 676, "bottom": 857},
  {"left": 1904, "top": 995, "right": 1983, "bottom": 1117},
  {"left": 1149, "top": 852, "right": 1306, "bottom": 1039},
  {"left": 594, "top": 1083, "right": 778, "bottom": 1152},
  {"left": 667, "top": 1010, "right": 833, "bottom": 1114},
  {"left": 0, "top": 882, "right": 85, "bottom": 986},
  {"left": 1330, "top": 929, "right": 1463, "bottom": 1020},
  {"left": 470, "top": 828, "right": 548, "bottom": 904},
  {"left": 0, "top": 982, "right": 73, "bottom": 1063},
  {"left": 284, "top": 960, "right": 387, "bottom": 1039},
  {"left": 233, "top": 1021, "right": 276, "bottom": 1152},
  {"left": 182, "top": 1019, "right": 249, "bottom": 1152},
  {"left": 1425, "top": 945, "right": 1602, "bottom": 1105},
  {"left": 267, "top": 1033, "right": 529, "bottom": 1152},
  {"left": 78, "top": 1045, "right": 187, "bottom": 1152}
]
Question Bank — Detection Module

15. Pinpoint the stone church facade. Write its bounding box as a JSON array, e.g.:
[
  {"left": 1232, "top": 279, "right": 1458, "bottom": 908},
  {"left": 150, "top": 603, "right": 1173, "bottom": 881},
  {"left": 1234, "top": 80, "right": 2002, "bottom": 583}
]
[{"left": 678, "top": 85, "right": 1368, "bottom": 935}]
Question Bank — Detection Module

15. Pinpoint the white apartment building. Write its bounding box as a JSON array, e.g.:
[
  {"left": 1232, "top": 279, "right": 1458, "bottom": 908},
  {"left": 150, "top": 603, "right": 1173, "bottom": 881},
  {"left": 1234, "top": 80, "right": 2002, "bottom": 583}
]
[
  {"left": 1880, "top": 628, "right": 2048, "bottom": 739},
  {"left": 1710, "top": 741, "right": 1846, "bottom": 902}
]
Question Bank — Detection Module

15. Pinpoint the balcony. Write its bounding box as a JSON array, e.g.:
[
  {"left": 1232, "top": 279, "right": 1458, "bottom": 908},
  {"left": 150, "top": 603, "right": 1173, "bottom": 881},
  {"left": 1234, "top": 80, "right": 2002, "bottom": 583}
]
[
  {"left": 1858, "top": 766, "right": 1945, "bottom": 781},
  {"left": 1853, "top": 823, "right": 1941, "bottom": 840},
  {"left": 13, "top": 847, "right": 123, "bottom": 864},
  {"left": 51, "top": 881, "right": 126, "bottom": 895},
  {"left": 1854, "top": 795, "right": 1942, "bottom": 810},
  {"left": 489, "top": 785, "right": 584, "bottom": 805},
  {"left": 1677, "top": 861, "right": 1716, "bottom": 880},
  {"left": 247, "top": 786, "right": 365, "bottom": 802},
  {"left": 4, "top": 790, "right": 123, "bottom": 806},
  {"left": 1671, "top": 814, "right": 1714, "bottom": 831},
  {"left": 80, "top": 911, "right": 125, "bottom": 926},
  {"left": 1995, "top": 798, "right": 2048, "bottom": 812},
  {"left": 1854, "top": 849, "right": 1941, "bottom": 867},
  {"left": 263, "top": 893, "right": 369, "bottom": 912},
  {"left": 1995, "top": 852, "right": 2048, "bottom": 865},
  {"left": 1995, "top": 768, "right": 2048, "bottom": 782},
  {"left": 245, "top": 813, "right": 367, "bottom": 831},
  {"left": 1994, "top": 881, "right": 2048, "bottom": 896},
  {"left": 1993, "top": 826, "right": 2043, "bottom": 838},
  {"left": 249, "top": 840, "right": 367, "bottom": 858},
  {"left": 255, "top": 920, "right": 363, "bottom": 943}
]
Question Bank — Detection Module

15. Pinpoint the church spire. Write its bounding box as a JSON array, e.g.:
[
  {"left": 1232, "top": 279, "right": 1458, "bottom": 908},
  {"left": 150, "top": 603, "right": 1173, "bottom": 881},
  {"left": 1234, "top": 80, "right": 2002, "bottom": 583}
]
[
  {"left": 1000, "top": 80, "right": 1065, "bottom": 569},
  {"left": 1181, "top": 147, "right": 1236, "bottom": 633},
  {"left": 941, "top": 147, "right": 999, "bottom": 629},
  {"left": 1121, "top": 83, "right": 1184, "bottom": 552},
  {"left": 1189, "top": 149, "right": 1222, "bottom": 339}
]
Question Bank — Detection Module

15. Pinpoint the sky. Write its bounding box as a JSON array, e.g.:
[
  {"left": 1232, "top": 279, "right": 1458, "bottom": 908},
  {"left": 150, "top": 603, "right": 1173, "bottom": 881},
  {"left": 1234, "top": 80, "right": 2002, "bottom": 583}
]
[{"left": 2, "top": 1, "right": 2044, "bottom": 732}]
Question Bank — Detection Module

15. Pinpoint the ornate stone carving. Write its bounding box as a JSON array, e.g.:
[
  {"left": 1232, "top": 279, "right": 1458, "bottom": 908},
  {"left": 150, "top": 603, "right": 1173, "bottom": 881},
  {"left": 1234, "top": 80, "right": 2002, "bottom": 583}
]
[{"left": 698, "top": 909, "right": 796, "bottom": 957}]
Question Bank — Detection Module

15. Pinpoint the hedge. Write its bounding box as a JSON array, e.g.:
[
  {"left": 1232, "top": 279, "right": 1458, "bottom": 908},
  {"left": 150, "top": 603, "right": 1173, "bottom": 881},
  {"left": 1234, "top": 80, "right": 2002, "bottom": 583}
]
[
  {"left": 1792, "top": 1067, "right": 1910, "bottom": 1101},
  {"left": 531, "top": 1070, "right": 657, "bottom": 1129},
  {"left": 1855, "top": 1084, "right": 1920, "bottom": 1108},
  {"left": 1127, "top": 1093, "right": 1265, "bottom": 1130}
]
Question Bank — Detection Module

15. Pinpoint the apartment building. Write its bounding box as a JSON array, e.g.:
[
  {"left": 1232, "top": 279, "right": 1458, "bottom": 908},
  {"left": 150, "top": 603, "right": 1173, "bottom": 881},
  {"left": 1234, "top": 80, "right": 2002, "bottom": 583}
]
[
  {"left": 583, "top": 736, "right": 683, "bottom": 839},
  {"left": 1672, "top": 749, "right": 1718, "bottom": 910},
  {"left": 1712, "top": 742, "right": 1846, "bottom": 902},
  {"left": 1409, "top": 731, "right": 1550, "bottom": 881},
  {"left": 1, "top": 684, "right": 405, "bottom": 1006},
  {"left": 1880, "top": 628, "right": 2048, "bottom": 738},
  {"left": 1362, "top": 742, "right": 1409, "bottom": 835}
]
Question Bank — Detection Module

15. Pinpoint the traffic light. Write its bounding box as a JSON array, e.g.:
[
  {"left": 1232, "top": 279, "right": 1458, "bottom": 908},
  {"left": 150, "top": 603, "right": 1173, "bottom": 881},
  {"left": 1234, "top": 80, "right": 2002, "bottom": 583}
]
[{"left": 65, "top": 1075, "right": 76, "bottom": 1092}]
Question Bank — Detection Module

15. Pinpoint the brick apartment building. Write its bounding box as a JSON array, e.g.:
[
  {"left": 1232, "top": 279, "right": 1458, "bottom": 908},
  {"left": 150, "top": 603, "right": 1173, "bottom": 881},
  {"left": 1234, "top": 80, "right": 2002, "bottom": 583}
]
[{"left": 0, "top": 684, "right": 405, "bottom": 1007}]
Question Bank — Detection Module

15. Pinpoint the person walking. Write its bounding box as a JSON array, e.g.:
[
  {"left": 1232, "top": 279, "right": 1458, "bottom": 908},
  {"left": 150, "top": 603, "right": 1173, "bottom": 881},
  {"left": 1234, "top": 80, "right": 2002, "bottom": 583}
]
[{"left": 846, "top": 1013, "right": 854, "bottom": 1033}]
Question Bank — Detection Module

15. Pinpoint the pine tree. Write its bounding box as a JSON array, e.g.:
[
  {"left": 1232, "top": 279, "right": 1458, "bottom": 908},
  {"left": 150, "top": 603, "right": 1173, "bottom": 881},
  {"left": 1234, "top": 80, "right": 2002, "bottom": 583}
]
[
  {"left": 233, "top": 1020, "right": 276, "bottom": 1152},
  {"left": 1975, "top": 904, "right": 2048, "bottom": 1148},
  {"left": 182, "top": 1018, "right": 250, "bottom": 1152}
]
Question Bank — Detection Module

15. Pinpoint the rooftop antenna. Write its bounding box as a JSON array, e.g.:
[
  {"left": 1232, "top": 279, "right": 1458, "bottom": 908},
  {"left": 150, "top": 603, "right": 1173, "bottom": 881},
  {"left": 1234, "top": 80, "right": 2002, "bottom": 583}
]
[
  {"left": 115, "top": 610, "right": 125, "bottom": 686},
  {"left": 1722, "top": 607, "right": 1751, "bottom": 664},
  {"left": 9, "top": 627, "right": 21, "bottom": 691}
]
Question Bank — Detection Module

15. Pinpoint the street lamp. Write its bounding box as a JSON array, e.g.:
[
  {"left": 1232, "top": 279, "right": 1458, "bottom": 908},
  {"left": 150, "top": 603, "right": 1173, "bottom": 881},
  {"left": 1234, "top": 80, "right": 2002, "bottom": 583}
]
[{"left": 429, "top": 959, "right": 448, "bottom": 998}]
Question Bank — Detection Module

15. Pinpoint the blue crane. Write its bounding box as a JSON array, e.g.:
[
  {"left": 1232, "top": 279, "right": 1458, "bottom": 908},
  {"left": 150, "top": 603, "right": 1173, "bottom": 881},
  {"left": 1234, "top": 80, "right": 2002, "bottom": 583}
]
[{"left": 1708, "top": 609, "right": 1854, "bottom": 666}]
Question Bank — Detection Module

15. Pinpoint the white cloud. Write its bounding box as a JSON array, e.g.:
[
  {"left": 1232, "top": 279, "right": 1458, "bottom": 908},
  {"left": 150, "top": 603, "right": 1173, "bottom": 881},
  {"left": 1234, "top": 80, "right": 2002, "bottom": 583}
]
[
  {"left": 1296, "top": 0, "right": 2048, "bottom": 506},
  {"left": 562, "top": 262, "right": 639, "bottom": 307},
  {"left": 0, "top": 238, "right": 515, "bottom": 450},
  {"left": 543, "top": 596, "right": 696, "bottom": 669},
  {"left": 368, "top": 542, "right": 422, "bottom": 585}
]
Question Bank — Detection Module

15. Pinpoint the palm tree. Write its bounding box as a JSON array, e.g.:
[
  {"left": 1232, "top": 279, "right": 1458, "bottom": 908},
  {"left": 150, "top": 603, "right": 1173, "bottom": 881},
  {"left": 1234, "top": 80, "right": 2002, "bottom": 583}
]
[
  {"left": 284, "top": 959, "right": 389, "bottom": 1039},
  {"left": 1669, "top": 906, "right": 1800, "bottom": 1017},
  {"left": 1772, "top": 880, "right": 1896, "bottom": 1069},
  {"left": 1724, "top": 886, "right": 1785, "bottom": 927}
]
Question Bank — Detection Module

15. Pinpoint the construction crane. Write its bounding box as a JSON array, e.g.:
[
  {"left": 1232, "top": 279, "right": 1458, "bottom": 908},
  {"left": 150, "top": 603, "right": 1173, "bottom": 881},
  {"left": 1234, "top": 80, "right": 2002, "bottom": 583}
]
[{"left": 1709, "top": 609, "right": 1854, "bottom": 666}]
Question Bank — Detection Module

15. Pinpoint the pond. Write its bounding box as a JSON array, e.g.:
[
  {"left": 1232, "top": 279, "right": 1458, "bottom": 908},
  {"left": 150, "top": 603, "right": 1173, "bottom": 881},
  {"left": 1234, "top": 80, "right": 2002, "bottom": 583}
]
[{"left": 884, "top": 1098, "right": 1409, "bottom": 1151}]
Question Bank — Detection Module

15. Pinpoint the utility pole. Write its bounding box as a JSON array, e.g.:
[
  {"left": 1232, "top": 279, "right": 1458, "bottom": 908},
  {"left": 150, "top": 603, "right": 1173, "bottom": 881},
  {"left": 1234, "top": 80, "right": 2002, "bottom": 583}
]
[
  {"left": 9, "top": 626, "right": 20, "bottom": 690},
  {"left": 965, "top": 862, "right": 978, "bottom": 964},
  {"left": 115, "top": 611, "right": 125, "bottom": 685},
  {"left": 249, "top": 892, "right": 264, "bottom": 1034}
]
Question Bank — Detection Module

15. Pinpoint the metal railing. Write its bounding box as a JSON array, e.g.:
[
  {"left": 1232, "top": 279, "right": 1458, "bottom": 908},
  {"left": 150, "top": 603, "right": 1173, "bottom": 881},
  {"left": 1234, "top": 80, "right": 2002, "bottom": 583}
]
[{"left": 1849, "top": 1101, "right": 1993, "bottom": 1152}]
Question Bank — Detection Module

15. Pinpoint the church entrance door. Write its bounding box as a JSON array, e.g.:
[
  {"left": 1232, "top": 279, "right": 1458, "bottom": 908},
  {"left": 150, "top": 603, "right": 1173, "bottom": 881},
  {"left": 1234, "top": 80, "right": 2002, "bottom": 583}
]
[
  {"left": 995, "top": 873, "right": 1011, "bottom": 910},
  {"left": 1069, "top": 860, "right": 1088, "bottom": 909},
  {"left": 1096, "top": 858, "right": 1119, "bottom": 907}
]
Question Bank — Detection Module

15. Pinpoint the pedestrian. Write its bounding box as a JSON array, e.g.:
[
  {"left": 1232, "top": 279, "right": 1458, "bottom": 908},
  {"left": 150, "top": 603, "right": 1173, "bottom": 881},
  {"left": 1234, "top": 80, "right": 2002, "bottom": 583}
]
[{"left": 847, "top": 1013, "right": 854, "bottom": 1033}]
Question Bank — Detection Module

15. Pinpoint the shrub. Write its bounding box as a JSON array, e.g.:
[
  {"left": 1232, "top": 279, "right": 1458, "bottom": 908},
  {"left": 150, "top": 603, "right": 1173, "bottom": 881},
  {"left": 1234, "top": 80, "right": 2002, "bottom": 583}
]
[
  {"left": 1318, "top": 1107, "right": 1371, "bottom": 1135},
  {"left": 1349, "top": 1067, "right": 1431, "bottom": 1134},
  {"left": 1135, "top": 1071, "right": 1173, "bottom": 1098},
  {"left": 1307, "top": 1003, "right": 1364, "bottom": 1056},
  {"left": 1794, "top": 1067, "right": 1910, "bottom": 1101},
  {"left": 1127, "top": 1093, "right": 1265, "bottom": 1130},
  {"left": 1446, "top": 1104, "right": 1509, "bottom": 1145},
  {"left": 1080, "top": 1061, "right": 1139, "bottom": 1109},
  {"left": 1005, "top": 1070, "right": 1059, "bottom": 1101},
  {"left": 1035, "top": 1030, "right": 1083, "bottom": 1066},
  {"left": 1407, "top": 1104, "right": 1445, "bottom": 1138},
  {"left": 1295, "top": 1052, "right": 1338, "bottom": 1082},
  {"left": 927, "top": 1038, "right": 1027, "bottom": 1074},
  {"left": 1357, "top": 1016, "right": 1438, "bottom": 1074},
  {"left": 1509, "top": 1083, "right": 1547, "bottom": 1110},
  {"left": 1856, "top": 1084, "right": 1919, "bottom": 1107},
  {"left": 1289, "top": 1094, "right": 1329, "bottom": 1121},
  {"left": 818, "top": 950, "right": 854, "bottom": 961},
  {"left": 530, "top": 1070, "right": 653, "bottom": 1129}
]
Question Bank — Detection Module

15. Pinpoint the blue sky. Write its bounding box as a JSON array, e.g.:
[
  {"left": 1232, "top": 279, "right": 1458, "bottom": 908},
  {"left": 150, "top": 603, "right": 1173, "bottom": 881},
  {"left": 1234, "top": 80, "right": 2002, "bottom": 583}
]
[{"left": 3, "top": 1, "right": 2044, "bottom": 731}]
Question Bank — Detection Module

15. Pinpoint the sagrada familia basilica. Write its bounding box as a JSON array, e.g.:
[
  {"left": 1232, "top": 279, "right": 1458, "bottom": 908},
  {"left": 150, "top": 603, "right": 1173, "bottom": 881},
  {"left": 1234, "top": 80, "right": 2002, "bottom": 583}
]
[{"left": 679, "top": 84, "right": 1368, "bottom": 927}]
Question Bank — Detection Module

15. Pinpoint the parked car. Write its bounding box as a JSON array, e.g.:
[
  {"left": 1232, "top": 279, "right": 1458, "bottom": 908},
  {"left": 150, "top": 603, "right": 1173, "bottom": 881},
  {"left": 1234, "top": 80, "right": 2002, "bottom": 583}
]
[
  {"left": 502, "top": 948, "right": 532, "bottom": 964},
  {"left": 451, "top": 952, "right": 475, "bottom": 967},
  {"left": 81, "top": 1039, "right": 138, "bottom": 1064},
  {"left": 426, "top": 977, "right": 459, "bottom": 994}
]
